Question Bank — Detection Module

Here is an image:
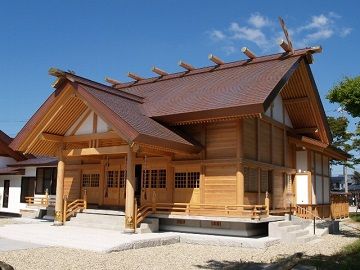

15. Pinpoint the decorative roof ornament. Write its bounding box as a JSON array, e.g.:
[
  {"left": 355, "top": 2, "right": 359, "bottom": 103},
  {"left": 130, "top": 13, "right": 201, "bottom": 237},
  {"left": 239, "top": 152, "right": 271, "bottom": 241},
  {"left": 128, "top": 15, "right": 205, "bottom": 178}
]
[{"left": 278, "top": 17, "right": 294, "bottom": 54}]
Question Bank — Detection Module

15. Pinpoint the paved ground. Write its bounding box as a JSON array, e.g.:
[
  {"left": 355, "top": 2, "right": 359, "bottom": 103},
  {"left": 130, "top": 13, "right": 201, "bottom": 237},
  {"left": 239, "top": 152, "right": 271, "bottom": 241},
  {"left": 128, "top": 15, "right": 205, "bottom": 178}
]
[
  {"left": 0, "top": 217, "right": 358, "bottom": 269},
  {"left": 0, "top": 238, "right": 44, "bottom": 252}
]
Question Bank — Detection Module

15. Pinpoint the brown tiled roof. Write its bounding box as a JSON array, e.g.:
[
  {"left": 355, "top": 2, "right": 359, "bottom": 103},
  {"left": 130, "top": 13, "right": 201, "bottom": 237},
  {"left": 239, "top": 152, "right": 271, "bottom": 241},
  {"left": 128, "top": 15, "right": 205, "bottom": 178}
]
[
  {"left": 0, "top": 130, "right": 27, "bottom": 161},
  {"left": 7, "top": 156, "right": 57, "bottom": 167},
  {"left": 76, "top": 84, "right": 198, "bottom": 152},
  {"left": 10, "top": 47, "right": 327, "bottom": 155},
  {"left": 0, "top": 167, "right": 24, "bottom": 175}
]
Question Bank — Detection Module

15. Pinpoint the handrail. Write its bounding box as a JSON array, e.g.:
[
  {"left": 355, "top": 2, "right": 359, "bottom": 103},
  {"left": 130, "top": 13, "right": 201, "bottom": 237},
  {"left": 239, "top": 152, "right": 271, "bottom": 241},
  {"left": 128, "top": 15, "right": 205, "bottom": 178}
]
[
  {"left": 62, "top": 189, "right": 87, "bottom": 223},
  {"left": 295, "top": 205, "right": 322, "bottom": 220}
]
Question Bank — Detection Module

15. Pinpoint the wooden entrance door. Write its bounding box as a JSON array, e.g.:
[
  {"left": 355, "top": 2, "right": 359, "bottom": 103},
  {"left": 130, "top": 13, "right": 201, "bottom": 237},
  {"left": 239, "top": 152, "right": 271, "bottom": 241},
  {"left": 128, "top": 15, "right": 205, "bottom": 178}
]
[
  {"left": 3, "top": 180, "right": 10, "bottom": 208},
  {"left": 81, "top": 171, "right": 100, "bottom": 204},
  {"left": 20, "top": 177, "right": 35, "bottom": 203},
  {"left": 103, "top": 166, "right": 126, "bottom": 207}
]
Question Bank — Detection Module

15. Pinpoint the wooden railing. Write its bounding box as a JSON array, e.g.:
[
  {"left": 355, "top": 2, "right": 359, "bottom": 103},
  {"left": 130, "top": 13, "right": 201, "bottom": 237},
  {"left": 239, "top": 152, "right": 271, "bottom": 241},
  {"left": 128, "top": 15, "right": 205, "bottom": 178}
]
[
  {"left": 62, "top": 190, "right": 87, "bottom": 223},
  {"left": 295, "top": 193, "right": 349, "bottom": 220},
  {"left": 330, "top": 193, "right": 349, "bottom": 219},
  {"left": 25, "top": 190, "right": 55, "bottom": 207},
  {"left": 134, "top": 191, "right": 270, "bottom": 228}
]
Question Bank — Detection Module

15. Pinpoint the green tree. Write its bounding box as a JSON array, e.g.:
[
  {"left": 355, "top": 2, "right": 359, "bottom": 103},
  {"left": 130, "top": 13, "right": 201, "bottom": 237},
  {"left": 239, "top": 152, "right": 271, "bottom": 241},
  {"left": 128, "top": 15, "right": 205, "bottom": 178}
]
[
  {"left": 354, "top": 171, "right": 360, "bottom": 185},
  {"left": 327, "top": 76, "right": 360, "bottom": 118},
  {"left": 326, "top": 75, "right": 360, "bottom": 168}
]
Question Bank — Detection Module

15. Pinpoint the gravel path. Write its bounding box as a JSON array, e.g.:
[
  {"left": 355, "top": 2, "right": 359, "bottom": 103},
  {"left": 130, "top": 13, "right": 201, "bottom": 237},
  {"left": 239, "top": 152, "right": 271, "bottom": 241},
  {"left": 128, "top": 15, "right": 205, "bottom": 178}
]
[{"left": 0, "top": 220, "right": 359, "bottom": 270}]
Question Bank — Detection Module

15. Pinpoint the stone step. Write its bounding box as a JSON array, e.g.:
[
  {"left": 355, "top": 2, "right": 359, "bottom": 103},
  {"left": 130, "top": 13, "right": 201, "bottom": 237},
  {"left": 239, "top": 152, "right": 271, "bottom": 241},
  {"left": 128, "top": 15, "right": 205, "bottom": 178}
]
[
  {"left": 276, "top": 221, "right": 292, "bottom": 227},
  {"left": 289, "top": 229, "right": 309, "bottom": 238},
  {"left": 65, "top": 221, "right": 124, "bottom": 231},
  {"left": 296, "top": 234, "right": 317, "bottom": 244},
  {"left": 283, "top": 224, "right": 302, "bottom": 232}
]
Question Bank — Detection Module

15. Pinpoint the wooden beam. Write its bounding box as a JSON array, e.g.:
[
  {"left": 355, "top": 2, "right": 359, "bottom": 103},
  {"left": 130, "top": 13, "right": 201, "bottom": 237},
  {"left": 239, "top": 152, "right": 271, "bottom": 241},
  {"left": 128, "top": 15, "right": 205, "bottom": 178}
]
[
  {"left": 283, "top": 97, "right": 309, "bottom": 105},
  {"left": 105, "top": 77, "right": 122, "bottom": 85},
  {"left": 127, "top": 72, "right": 143, "bottom": 81},
  {"left": 178, "top": 60, "right": 195, "bottom": 71},
  {"left": 63, "top": 131, "right": 120, "bottom": 143},
  {"left": 295, "top": 127, "right": 319, "bottom": 134},
  {"left": 208, "top": 54, "right": 224, "bottom": 65},
  {"left": 151, "top": 66, "right": 168, "bottom": 76},
  {"left": 41, "top": 132, "right": 63, "bottom": 143},
  {"left": 63, "top": 145, "right": 129, "bottom": 157},
  {"left": 241, "top": 47, "right": 256, "bottom": 59},
  {"left": 278, "top": 39, "right": 292, "bottom": 53}
]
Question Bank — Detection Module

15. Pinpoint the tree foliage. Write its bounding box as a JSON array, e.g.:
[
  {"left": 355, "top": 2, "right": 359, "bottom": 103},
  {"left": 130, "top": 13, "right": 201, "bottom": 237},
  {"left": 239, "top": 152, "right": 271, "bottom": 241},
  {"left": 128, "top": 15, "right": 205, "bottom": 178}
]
[{"left": 327, "top": 76, "right": 360, "bottom": 118}]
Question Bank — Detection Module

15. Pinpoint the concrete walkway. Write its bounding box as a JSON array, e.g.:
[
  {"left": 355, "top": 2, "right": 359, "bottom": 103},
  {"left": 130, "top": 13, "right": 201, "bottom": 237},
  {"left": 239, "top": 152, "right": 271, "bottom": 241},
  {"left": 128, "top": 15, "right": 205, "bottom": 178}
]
[
  {"left": 0, "top": 238, "right": 44, "bottom": 251},
  {"left": 0, "top": 222, "right": 279, "bottom": 252}
]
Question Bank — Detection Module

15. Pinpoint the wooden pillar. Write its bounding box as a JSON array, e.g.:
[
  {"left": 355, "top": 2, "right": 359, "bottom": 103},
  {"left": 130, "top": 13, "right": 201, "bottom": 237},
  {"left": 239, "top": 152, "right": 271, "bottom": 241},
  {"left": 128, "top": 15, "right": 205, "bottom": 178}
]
[
  {"left": 236, "top": 119, "right": 244, "bottom": 205},
  {"left": 124, "top": 146, "right": 136, "bottom": 233},
  {"left": 99, "top": 160, "right": 106, "bottom": 206},
  {"left": 54, "top": 147, "right": 65, "bottom": 225}
]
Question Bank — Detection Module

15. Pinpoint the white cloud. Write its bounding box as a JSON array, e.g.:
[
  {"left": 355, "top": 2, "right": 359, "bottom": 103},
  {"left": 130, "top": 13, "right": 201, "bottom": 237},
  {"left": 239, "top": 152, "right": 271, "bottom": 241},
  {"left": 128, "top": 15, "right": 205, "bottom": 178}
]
[
  {"left": 229, "top": 22, "right": 269, "bottom": 48},
  {"left": 339, "top": 27, "right": 352, "bottom": 37},
  {"left": 209, "top": 30, "right": 226, "bottom": 41},
  {"left": 248, "top": 13, "right": 271, "bottom": 28},
  {"left": 222, "top": 46, "right": 236, "bottom": 55},
  {"left": 305, "top": 29, "right": 334, "bottom": 41},
  {"left": 208, "top": 12, "right": 352, "bottom": 55}
]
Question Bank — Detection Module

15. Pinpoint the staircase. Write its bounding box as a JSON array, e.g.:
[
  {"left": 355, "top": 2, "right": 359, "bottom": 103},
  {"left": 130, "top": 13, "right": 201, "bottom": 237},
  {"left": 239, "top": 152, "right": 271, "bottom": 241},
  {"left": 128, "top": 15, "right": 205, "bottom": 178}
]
[
  {"left": 269, "top": 220, "right": 318, "bottom": 243},
  {"left": 65, "top": 209, "right": 125, "bottom": 231}
]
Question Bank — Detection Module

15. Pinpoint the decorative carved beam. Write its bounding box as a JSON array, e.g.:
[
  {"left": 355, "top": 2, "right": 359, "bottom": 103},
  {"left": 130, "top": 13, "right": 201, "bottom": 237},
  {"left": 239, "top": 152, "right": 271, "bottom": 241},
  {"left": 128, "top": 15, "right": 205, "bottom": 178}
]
[
  {"left": 151, "top": 66, "right": 168, "bottom": 76},
  {"left": 295, "top": 127, "right": 319, "bottom": 134},
  {"left": 63, "top": 145, "right": 129, "bottom": 157},
  {"left": 283, "top": 97, "right": 309, "bottom": 105},
  {"left": 241, "top": 47, "right": 256, "bottom": 59},
  {"left": 208, "top": 54, "right": 224, "bottom": 65},
  {"left": 127, "top": 72, "right": 143, "bottom": 81},
  {"left": 178, "top": 60, "right": 195, "bottom": 71}
]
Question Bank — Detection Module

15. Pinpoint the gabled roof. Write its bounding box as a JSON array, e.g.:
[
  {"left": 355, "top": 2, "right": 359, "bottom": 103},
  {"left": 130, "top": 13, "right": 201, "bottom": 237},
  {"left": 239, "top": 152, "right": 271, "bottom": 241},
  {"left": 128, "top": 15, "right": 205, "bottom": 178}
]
[
  {"left": 0, "top": 130, "right": 27, "bottom": 161},
  {"left": 11, "top": 46, "right": 337, "bottom": 157}
]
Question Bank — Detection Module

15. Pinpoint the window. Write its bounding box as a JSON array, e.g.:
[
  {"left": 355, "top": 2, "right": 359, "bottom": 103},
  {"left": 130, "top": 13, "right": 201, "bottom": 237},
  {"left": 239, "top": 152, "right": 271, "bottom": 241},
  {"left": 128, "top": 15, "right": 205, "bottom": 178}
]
[
  {"left": 187, "top": 172, "right": 200, "bottom": 188},
  {"left": 82, "top": 173, "right": 100, "bottom": 187},
  {"left": 143, "top": 170, "right": 150, "bottom": 188},
  {"left": 20, "top": 177, "right": 35, "bottom": 203},
  {"left": 158, "top": 169, "right": 166, "bottom": 188},
  {"left": 106, "top": 171, "right": 119, "bottom": 188},
  {"left": 175, "top": 171, "right": 200, "bottom": 188},
  {"left": 143, "top": 169, "right": 167, "bottom": 189},
  {"left": 244, "top": 167, "right": 258, "bottom": 192},
  {"left": 119, "top": 170, "right": 126, "bottom": 188},
  {"left": 151, "top": 170, "right": 157, "bottom": 188},
  {"left": 35, "top": 167, "right": 57, "bottom": 195},
  {"left": 260, "top": 170, "right": 272, "bottom": 193},
  {"left": 175, "top": 172, "right": 187, "bottom": 188}
]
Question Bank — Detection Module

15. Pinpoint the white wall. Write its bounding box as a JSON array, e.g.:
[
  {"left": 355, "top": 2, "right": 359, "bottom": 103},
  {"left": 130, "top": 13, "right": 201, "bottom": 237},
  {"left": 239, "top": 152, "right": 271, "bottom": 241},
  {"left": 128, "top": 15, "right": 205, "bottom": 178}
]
[
  {"left": 0, "top": 175, "right": 23, "bottom": 213},
  {"left": 0, "top": 166, "right": 38, "bottom": 213},
  {"left": 0, "top": 156, "right": 16, "bottom": 168},
  {"left": 296, "top": 151, "right": 308, "bottom": 172},
  {"left": 296, "top": 174, "right": 309, "bottom": 204},
  {"left": 264, "top": 95, "right": 293, "bottom": 128}
]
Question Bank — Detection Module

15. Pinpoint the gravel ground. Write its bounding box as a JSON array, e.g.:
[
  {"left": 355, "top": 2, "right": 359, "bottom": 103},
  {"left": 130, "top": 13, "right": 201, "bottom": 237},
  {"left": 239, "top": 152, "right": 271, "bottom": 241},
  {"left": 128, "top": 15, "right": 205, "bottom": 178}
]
[{"left": 0, "top": 220, "right": 359, "bottom": 270}]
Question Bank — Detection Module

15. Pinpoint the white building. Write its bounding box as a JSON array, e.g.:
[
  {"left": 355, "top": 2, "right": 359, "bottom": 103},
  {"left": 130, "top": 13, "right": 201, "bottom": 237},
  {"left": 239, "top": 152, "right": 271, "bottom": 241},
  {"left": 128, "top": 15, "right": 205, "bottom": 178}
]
[{"left": 0, "top": 130, "right": 57, "bottom": 215}]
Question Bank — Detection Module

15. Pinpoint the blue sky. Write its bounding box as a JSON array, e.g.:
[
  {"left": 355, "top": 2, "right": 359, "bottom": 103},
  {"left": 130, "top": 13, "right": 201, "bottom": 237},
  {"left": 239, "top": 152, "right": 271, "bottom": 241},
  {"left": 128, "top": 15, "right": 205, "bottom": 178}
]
[{"left": 0, "top": 1, "right": 359, "bottom": 174}]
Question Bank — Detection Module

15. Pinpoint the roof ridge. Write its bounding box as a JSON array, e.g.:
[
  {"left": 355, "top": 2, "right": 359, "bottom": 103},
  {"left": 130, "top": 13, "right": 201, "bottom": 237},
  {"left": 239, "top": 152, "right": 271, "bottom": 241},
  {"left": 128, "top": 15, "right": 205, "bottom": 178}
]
[{"left": 113, "top": 47, "right": 321, "bottom": 90}]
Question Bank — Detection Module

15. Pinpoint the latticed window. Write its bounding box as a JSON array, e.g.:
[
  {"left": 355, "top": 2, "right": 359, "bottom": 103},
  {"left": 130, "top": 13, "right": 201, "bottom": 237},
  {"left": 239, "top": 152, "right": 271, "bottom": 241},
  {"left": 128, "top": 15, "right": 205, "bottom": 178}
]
[
  {"left": 119, "top": 170, "right": 126, "bottom": 188},
  {"left": 174, "top": 172, "right": 188, "bottom": 188},
  {"left": 151, "top": 170, "right": 157, "bottom": 188},
  {"left": 82, "top": 174, "right": 91, "bottom": 187},
  {"left": 106, "top": 171, "right": 119, "bottom": 188},
  {"left": 187, "top": 172, "right": 200, "bottom": 188},
  {"left": 143, "top": 170, "right": 150, "bottom": 188},
  {"left": 90, "top": 174, "right": 100, "bottom": 187},
  {"left": 82, "top": 173, "right": 100, "bottom": 187},
  {"left": 244, "top": 167, "right": 258, "bottom": 192},
  {"left": 158, "top": 169, "right": 166, "bottom": 188},
  {"left": 260, "top": 170, "right": 269, "bottom": 193}
]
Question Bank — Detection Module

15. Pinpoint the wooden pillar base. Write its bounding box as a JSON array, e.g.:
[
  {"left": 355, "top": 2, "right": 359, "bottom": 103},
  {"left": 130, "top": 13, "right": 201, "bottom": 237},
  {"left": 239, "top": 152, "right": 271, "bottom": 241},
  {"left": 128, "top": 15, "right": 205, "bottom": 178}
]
[
  {"left": 123, "top": 228, "right": 135, "bottom": 234},
  {"left": 53, "top": 210, "right": 63, "bottom": 226}
]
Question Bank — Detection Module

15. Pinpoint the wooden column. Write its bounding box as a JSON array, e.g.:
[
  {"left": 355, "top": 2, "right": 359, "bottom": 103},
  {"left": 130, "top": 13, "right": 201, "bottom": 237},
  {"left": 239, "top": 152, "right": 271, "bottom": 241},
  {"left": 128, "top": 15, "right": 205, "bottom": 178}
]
[
  {"left": 124, "top": 146, "right": 136, "bottom": 233},
  {"left": 54, "top": 146, "right": 65, "bottom": 225},
  {"left": 236, "top": 119, "right": 244, "bottom": 205},
  {"left": 99, "top": 160, "right": 106, "bottom": 206}
]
